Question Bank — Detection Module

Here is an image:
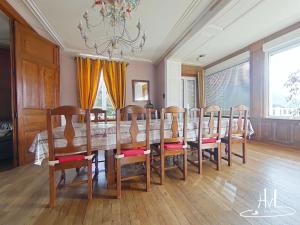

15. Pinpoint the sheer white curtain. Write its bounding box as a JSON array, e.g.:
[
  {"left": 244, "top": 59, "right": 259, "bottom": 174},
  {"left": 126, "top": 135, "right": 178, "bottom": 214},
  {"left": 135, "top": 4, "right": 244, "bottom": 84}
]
[{"left": 205, "top": 61, "right": 250, "bottom": 115}]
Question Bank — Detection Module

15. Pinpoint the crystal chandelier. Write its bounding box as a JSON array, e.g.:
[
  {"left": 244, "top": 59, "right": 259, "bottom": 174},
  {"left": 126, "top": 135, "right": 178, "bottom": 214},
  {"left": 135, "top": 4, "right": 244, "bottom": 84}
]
[{"left": 78, "top": 0, "right": 146, "bottom": 59}]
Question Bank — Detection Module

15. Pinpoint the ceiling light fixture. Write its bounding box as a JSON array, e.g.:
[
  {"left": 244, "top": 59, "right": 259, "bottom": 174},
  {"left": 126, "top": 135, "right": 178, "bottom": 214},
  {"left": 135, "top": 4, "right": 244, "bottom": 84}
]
[
  {"left": 78, "top": 0, "right": 146, "bottom": 59},
  {"left": 197, "top": 54, "right": 206, "bottom": 60}
]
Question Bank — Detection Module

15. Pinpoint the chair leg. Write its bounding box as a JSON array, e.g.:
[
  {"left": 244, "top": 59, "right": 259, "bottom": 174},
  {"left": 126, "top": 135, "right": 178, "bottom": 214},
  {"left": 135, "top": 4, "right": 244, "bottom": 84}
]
[
  {"left": 94, "top": 151, "right": 99, "bottom": 176},
  {"left": 198, "top": 149, "right": 202, "bottom": 174},
  {"left": 227, "top": 143, "right": 231, "bottom": 166},
  {"left": 105, "top": 151, "right": 108, "bottom": 173},
  {"left": 76, "top": 168, "right": 80, "bottom": 176},
  {"left": 183, "top": 150, "right": 187, "bottom": 180},
  {"left": 242, "top": 142, "right": 247, "bottom": 164},
  {"left": 217, "top": 145, "right": 221, "bottom": 171},
  {"left": 146, "top": 155, "right": 150, "bottom": 192},
  {"left": 116, "top": 159, "right": 122, "bottom": 198},
  {"left": 87, "top": 160, "right": 93, "bottom": 200},
  {"left": 49, "top": 167, "right": 56, "bottom": 208},
  {"left": 160, "top": 154, "right": 165, "bottom": 185}
]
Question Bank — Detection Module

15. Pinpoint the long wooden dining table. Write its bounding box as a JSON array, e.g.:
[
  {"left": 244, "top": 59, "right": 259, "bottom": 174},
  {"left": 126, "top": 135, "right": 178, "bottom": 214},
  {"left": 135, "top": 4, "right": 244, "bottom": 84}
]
[{"left": 29, "top": 117, "right": 254, "bottom": 186}]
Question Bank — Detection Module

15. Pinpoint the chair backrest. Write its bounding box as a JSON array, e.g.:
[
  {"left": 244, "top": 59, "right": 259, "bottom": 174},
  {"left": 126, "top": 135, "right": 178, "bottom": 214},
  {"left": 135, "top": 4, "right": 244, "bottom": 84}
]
[
  {"left": 160, "top": 106, "right": 187, "bottom": 147},
  {"left": 228, "top": 105, "right": 248, "bottom": 139},
  {"left": 47, "top": 106, "right": 91, "bottom": 161},
  {"left": 148, "top": 108, "right": 158, "bottom": 120},
  {"left": 189, "top": 108, "right": 200, "bottom": 119},
  {"left": 121, "top": 105, "right": 139, "bottom": 120},
  {"left": 198, "top": 105, "right": 222, "bottom": 142},
  {"left": 116, "top": 105, "right": 150, "bottom": 155},
  {"left": 91, "top": 108, "right": 107, "bottom": 122}
]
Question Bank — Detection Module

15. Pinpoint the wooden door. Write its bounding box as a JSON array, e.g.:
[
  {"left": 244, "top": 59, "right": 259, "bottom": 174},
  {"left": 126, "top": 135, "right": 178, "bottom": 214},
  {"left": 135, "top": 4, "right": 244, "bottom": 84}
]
[{"left": 14, "top": 21, "right": 60, "bottom": 165}]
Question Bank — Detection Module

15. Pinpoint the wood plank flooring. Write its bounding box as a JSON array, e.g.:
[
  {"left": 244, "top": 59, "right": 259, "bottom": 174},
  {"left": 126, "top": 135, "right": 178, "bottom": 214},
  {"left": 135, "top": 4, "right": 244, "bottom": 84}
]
[{"left": 0, "top": 142, "right": 300, "bottom": 225}]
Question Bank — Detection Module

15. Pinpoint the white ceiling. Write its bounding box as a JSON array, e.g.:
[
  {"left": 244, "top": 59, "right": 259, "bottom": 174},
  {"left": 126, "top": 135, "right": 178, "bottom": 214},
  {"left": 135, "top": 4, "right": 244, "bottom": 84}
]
[
  {"left": 0, "top": 11, "right": 10, "bottom": 46},
  {"left": 170, "top": 0, "right": 300, "bottom": 66},
  {"left": 6, "top": 0, "right": 300, "bottom": 66},
  {"left": 8, "top": 0, "right": 223, "bottom": 62}
]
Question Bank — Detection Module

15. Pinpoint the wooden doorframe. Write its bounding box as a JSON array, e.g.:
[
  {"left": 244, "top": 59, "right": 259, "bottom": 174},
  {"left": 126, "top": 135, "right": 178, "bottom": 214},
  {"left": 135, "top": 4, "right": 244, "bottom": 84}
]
[
  {"left": 9, "top": 18, "right": 18, "bottom": 167},
  {"left": 0, "top": 0, "right": 59, "bottom": 166},
  {"left": 0, "top": 1, "right": 21, "bottom": 167},
  {"left": 0, "top": 1, "right": 32, "bottom": 28}
]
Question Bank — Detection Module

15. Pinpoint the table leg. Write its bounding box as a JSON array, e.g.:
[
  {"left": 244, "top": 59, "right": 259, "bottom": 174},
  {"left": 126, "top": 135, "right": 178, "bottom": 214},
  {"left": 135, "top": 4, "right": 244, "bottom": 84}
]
[{"left": 106, "top": 150, "right": 116, "bottom": 188}]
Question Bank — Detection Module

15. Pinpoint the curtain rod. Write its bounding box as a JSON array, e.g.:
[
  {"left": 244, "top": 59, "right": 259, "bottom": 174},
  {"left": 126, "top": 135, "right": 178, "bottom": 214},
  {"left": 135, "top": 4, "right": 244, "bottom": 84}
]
[{"left": 74, "top": 54, "right": 130, "bottom": 66}]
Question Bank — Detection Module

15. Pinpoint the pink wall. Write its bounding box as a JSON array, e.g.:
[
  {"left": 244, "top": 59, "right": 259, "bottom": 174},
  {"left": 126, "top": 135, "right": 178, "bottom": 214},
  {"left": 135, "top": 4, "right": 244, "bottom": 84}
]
[
  {"left": 59, "top": 54, "right": 158, "bottom": 108},
  {"left": 60, "top": 52, "right": 78, "bottom": 106},
  {"left": 125, "top": 60, "right": 156, "bottom": 107}
]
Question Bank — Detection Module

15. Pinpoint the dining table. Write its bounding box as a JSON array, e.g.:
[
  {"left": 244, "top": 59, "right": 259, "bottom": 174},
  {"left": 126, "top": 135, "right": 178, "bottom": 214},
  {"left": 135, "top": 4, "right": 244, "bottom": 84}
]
[{"left": 29, "top": 117, "right": 254, "bottom": 186}]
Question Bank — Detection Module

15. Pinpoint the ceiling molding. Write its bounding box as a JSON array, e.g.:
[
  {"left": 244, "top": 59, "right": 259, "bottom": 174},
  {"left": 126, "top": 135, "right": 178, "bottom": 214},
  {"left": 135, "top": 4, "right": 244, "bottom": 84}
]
[
  {"left": 22, "top": 0, "right": 65, "bottom": 48},
  {"left": 154, "top": 0, "right": 232, "bottom": 65}
]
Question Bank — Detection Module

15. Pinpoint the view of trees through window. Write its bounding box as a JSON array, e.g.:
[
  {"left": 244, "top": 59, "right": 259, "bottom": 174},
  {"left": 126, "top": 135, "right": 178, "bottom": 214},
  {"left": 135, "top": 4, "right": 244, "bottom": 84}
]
[
  {"left": 269, "top": 45, "right": 300, "bottom": 118},
  {"left": 94, "top": 75, "right": 115, "bottom": 118}
]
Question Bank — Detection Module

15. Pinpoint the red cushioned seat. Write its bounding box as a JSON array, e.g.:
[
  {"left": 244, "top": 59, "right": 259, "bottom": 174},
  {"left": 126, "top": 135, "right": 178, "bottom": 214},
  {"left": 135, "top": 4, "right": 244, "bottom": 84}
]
[
  {"left": 121, "top": 147, "right": 146, "bottom": 157},
  {"left": 56, "top": 154, "right": 85, "bottom": 163},
  {"left": 164, "top": 142, "right": 184, "bottom": 150},
  {"left": 202, "top": 137, "right": 217, "bottom": 144}
]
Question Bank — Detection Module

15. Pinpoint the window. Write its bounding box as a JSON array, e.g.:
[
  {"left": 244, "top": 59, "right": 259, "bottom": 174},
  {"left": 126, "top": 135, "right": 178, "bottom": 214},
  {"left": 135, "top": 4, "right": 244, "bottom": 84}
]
[
  {"left": 180, "top": 77, "right": 197, "bottom": 109},
  {"left": 268, "top": 45, "right": 300, "bottom": 118},
  {"left": 94, "top": 75, "right": 115, "bottom": 119},
  {"left": 205, "top": 61, "right": 250, "bottom": 115}
]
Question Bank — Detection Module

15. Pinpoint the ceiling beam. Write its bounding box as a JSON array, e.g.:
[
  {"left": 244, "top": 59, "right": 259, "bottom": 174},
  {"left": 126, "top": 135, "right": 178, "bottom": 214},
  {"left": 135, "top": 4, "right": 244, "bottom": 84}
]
[{"left": 154, "top": 0, "right": 233, "bottom": 65}]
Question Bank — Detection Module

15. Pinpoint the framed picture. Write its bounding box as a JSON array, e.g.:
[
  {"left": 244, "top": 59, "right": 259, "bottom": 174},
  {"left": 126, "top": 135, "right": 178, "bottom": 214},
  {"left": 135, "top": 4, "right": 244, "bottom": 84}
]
[{"left": 132, "top": 80, "right": 150, "bottom": 102}]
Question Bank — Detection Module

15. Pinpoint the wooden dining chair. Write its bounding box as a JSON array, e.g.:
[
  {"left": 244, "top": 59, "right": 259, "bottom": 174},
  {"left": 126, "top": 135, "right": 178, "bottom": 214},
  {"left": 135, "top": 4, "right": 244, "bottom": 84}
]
[
  {"left": 189, "top": 108, "right": 200, "bottom": 119},
  {"left": 115, "top": 105, "right": 151, "bottom": 198},
  {"left": 221, "top": 105, "right": 248, "bottom": 166},
  {"left": 187, "top": 106, "right": 222, "bottom": 174},
  {"left": 90, "top": 108, "right": 107, "bottom": 174},
  {"left": 148, "top": 108, "right": 158, "bottom": 119},
  {"left": 47, "top": 106, "right": 94, "bottom": 207},
  {"left": 91, "top": 108, "right": 107, "bottom": 122},
  {"left": 152, "top": 106, "right": 188, "bottom": 185}
]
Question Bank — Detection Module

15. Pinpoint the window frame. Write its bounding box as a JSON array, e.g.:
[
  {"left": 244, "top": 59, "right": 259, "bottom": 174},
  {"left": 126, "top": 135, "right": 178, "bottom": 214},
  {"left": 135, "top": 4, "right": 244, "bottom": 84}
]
[
  {"left": 266, "top": 42, "right": 300, "bottom": 119},
  {"left": 180, "top": 76, "right": 197, "bottom": 109}
]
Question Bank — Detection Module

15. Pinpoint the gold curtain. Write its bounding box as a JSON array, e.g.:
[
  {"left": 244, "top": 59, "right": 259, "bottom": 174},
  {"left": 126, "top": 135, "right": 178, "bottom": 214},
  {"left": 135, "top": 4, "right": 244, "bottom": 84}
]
[
  {"left": 197, "top": 69, "right": 205, "bottom": 107},
  {"left": 103, "top": 60, "right": 126, "bottom": 109},
  {"left": 76, "top": 57, "right": 102, "bottom": 112}
]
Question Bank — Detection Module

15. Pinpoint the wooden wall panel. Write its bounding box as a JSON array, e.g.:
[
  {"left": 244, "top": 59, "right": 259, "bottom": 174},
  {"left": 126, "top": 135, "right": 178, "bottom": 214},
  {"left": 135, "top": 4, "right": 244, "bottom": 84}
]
[
  {"left": 21, "top": 60, "right": 40, "bottom": 108},
  {"left": 182, "top": 64, "right": 202, "bottom": 76},
  {"left": 22, "top": 32, "right": 54, "bottom": 65},
  {"left": 15, "top": 22, "right": 60, "bottom": 165},
  {"left": 255, "top": 118, "right": 300, "bottom": 148},
  {"left": 293, "top": 125, "right": 300, "bottom": 144},
  {"left": 260, "top": 119, "right": 273, "bottom": 142},
  {"left": 42, "top": 68, "right": 58, "bottom": 108},
  {"left": 275, "top": 122, "right": 291, "bottom": 144}
]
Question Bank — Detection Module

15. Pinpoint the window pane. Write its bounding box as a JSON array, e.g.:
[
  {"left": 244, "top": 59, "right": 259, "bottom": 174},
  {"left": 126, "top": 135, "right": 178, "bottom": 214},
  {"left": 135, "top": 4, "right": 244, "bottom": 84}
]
[
  {"left": 187, "top": 80, "right": 196, "bottom": 108},
  {"left": 269, "top": 46, "right": 300, "bottom": 118},
  {"left": 180, "top": 79, "right": 184, "bottom": 107},
  {"left": 205, "top": 61, "right": 250, "bottom": 115},
  {"left": 94, "top": 75, "right": 115, "bottom": 119}
]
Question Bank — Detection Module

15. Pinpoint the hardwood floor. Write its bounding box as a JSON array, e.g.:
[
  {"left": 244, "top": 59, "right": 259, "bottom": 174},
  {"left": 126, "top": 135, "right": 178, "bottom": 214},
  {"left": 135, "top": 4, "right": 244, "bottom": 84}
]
[{"left": 1, "top": 142, "right": 300, "bottom": 225}]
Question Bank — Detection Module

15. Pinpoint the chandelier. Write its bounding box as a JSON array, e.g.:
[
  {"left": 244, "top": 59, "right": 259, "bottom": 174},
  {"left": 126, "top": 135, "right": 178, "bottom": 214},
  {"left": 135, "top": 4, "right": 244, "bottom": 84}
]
[{"left": 78, "top": 0, "right": 146, "bottom": 59}]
